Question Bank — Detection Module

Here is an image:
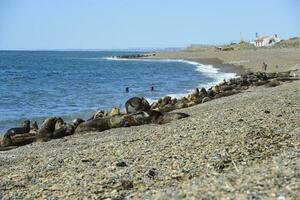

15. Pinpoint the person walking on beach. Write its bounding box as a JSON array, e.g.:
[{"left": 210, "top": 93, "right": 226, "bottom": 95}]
[{"left": 262, "top": 62, "right": 267, "bottom": 71}]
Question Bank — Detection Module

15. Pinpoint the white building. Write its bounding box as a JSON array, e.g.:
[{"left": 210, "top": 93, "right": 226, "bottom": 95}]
[{"left": 254, "top": 35, "right": 280, "bottom": 47}]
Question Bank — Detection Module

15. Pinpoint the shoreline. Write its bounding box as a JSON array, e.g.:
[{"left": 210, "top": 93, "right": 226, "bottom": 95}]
[
  {"left": 1, "top": 49, "right": 300, "bottom": 198},
  {"left": 1, "top": 77, "right": 299, "bottom": 199},
  {"left": 0, "top": 57, "right": 238, "bottom": 136},
  {"left": 149, "top": 48, "right": 300, "bottom": 74}
]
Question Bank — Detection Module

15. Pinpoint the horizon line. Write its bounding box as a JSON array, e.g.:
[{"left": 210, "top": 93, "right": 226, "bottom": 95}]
[{"left": 0, "top": 47, "right": 187, "bottom": 52}]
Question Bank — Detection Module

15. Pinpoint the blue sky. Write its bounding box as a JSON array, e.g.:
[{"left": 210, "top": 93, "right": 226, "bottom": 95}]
[{"left": 0, "top": 0, "right": 299, "bottom": 50}]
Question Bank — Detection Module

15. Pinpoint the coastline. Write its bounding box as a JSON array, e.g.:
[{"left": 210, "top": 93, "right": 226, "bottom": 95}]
[
  {"left": 148, "top": 48, "right": 300, "bottom": 74},
  {"left": 1, "top": 49, "right": 300, "bottom": 198},
  {"left": 1, "top": 78, "right": 299, "bottom": 199}
]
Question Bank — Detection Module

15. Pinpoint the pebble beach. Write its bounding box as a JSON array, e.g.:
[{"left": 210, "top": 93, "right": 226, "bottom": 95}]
[{"left": 0, "top": 56, "right": 299, "bottom": 199}]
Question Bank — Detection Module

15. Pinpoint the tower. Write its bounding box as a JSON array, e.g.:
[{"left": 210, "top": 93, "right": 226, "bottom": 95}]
[{"left": 240, "top": 32, "right": 244, "bottom": 43}]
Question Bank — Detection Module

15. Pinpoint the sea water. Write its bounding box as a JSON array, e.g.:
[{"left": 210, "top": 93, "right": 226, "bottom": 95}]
[{"left": 0, "top": 51, "right": 235, "bottom": 134}]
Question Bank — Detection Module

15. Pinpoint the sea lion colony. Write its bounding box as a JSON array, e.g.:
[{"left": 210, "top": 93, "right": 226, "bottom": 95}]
[{"left": 0, "top": 70, "right": 298, "bottom": 151}]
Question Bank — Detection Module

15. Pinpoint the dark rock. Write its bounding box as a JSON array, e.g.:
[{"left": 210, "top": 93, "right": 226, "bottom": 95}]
[
  {"left": 121, "top": 180, "right": 134, "bottom": 190},
  {"left": 116, "top": 161, "right": 128, "bottom": 167},
  {"left": 147, "top": 168, "right": 156, "bottom": 178}
]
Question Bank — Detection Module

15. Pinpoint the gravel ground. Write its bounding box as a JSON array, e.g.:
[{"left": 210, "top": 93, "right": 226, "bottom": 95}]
[{"left": 0, "top": 80, "right": 299, "bottom": 199}]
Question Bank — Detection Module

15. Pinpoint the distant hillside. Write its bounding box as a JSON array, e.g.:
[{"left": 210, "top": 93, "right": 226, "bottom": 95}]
[
  {"left": 182, "top": 37, "right": 300, "bottom": 52},
  {"left": 182, "top": 44, "right": 215, "bottom": 52},
  {"left": 221, "top": 41, "right": 255, "bottom": 51},
  {"left": 273, "top": 37, "right": 300, "bottom": 48}
]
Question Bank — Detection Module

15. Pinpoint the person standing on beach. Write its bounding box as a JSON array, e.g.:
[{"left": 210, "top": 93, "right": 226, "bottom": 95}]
[{"left": 262, "top": 62, "right": 268, "bottom": 71}]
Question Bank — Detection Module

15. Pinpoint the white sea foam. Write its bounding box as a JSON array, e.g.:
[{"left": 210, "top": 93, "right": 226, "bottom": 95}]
[{"left": 104, "top": 56, "right": 237, "bottom": 100}]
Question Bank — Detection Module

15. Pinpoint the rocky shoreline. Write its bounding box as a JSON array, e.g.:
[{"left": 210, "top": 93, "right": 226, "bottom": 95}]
[
  {"left": 0, "top": 71, "right": 299, "bottom": 198},
  {"left": 1, "top": 69, "right": 298, "bottom": 151},
  {"left": 0, "top": 58, "right": 299, "bottom": 198}
]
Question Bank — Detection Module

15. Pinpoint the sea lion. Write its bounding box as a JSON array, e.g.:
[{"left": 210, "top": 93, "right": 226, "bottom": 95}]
[
  {"left": 88, "top": 110, "right": 109, "bottom": 121},
  {"left": 65, "top": 118, "right": 85, "bottom": 136},
  {"left": 52, "top": 117, "right": 67, "bottom": 139},
  {"left": 36, "top": 117, "right": 57, "bottom": 142},
  {"left": 125, "top": 97, "right": 150, "bottom": 114},
  {"left": 2, "top": 120, "right": 31, "bottom": 146},
  {"left": 31, "top": 121, "right": 39, "bottom": 132},
  {"left": 109, "top": 107, "right": 121, "bottom": 117},
  {"left": 123, "top": 111, "right": 156, "bottom": 126},
  {"left": 158, "top": 112, "right": 190, "bottom": 124},
  {"left": 74, "top": 117, "right": 111, "bottom": 134}
]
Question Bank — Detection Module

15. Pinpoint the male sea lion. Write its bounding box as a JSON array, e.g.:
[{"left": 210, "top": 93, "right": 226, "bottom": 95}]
[
  {"left": 2, "top": 120, "right": 31, "bottom": 146},
  {"left": 36, "top": 117, "right": 57, "bottom": 142},
  {"left": 125, "top": 97, "right": 150, "bottom": 114}
]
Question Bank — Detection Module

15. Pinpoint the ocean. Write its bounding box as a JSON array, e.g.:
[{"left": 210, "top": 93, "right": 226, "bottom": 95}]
[{"left": 0, "top": 51, "right": 236, "bottom": 135}]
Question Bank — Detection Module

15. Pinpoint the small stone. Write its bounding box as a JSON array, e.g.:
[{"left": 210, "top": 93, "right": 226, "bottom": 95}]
[
  {"left": 238, "top": 119, "right": 244, "bottom": 122},
  {"left": 121, "top": 180, "right": 134, "bottom": 190},
  {"left": 147, "top": 168, "right": 156, "bottom": 178},
  {"left": 116, "top": 161, "right": 128, "bottom": 167},
  {"left": 81, "top": 159, "right": 92, "bottom": 163},
  {"left": 264, "top": 110, "right": 271, "bottom": 114}
]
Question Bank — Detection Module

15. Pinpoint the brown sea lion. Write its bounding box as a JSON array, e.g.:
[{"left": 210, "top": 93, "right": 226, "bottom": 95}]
[
  {"left": 65, "top": 118, "right": 85, "bottom": 136},
  {"left": 158, "top": 112, "right": 190, "bottom": 124},
  {"left": 87, "top": 110, "right": 109, "bottom": 121},
  {"left": 31, "top": 121, "right": 39, "bottom": 132},
  {"left": 125, "top": 97, "right": 150, "bottom": 114},
  {"left": 36, "top": 117, "right": 57, "bottom": 142},
  {"left": 74, "top": 117, "right": 111, "bottom": 134},
  {"left": 109, "top": 107, "right": 121, "bottom": 117},
  {"left": 2, "top": 120, "right": 31, "bottom": 146},
  {"left": 52, "top": 117, "right": 67, "bottom": 139},
  {"left": 123, "top": 111, "right": 156, "bottom": 126}
]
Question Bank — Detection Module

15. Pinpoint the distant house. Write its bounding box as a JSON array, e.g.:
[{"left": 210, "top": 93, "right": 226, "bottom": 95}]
[{"left": 254, "top": 34, "right": 280, "bottom": 47}]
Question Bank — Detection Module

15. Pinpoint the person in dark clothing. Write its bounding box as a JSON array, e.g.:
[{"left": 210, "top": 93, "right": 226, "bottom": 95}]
[{"left": 262, "top": 62, "right": 268, "bottom": 71}]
